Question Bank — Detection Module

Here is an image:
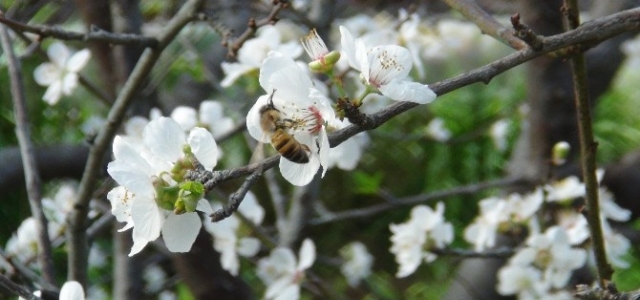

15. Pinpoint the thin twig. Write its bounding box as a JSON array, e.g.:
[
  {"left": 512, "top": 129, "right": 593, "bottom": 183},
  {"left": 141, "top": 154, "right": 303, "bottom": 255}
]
[
  {"left": 309, "top": 177, "right": 524, "bottom": 225},
  {"left": 0, "top": 13, "right": 158, "bottom": 47},
  {"left": 442, "top": 0, "right": 528, "bottom": 50},
  {"left": 431, "top": 246, "right": 515, "bottom": 259},
  {"left": 561, "top": 0, "right": 613, "bottom": 286},
  {"left": 0, "top": 248, "right": 45, "bottom": 290},
  {"left": 0, "top": 273, "right": 42, "bottom": 300},
  {"left": 67, "top": 0, "right": 205, "bottom": 287},
  {"left": 210, "top": 168, "right": 262, "bottom": 221},
  {"left": 221, "top": 0, "right": 289, "bottom": 58},
  {"left": 0, "top": 23, "right": 57, "bottom": 288}
]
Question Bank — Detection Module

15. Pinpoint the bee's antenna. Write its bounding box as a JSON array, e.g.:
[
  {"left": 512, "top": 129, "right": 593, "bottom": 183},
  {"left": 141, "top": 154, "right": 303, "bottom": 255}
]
[{"left": 267, "top": 89, "right": 277, "bottom": 108}]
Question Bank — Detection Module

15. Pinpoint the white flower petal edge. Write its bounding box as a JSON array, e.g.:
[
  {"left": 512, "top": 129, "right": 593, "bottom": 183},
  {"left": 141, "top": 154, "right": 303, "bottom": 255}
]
[
  {"left": 246, "top": 95, "right": 271, "bottom": 143},
  {"left": 379, "top": 79, "right": 436, "bottom": 104},
  {"left": 143, "top": 117, "right": 186, "bottom": 163},
  {"left": 297, "top": 238, "right": 316, "bottom": 270},
  {"left": 188, "top": 127, "right": 218, "bottom": 170},
  {"left": 162, "top": 212, "right": 201, "bottom": 253},
  {"left": 59, "top": 281, "right": 85, "bottom": 300}
]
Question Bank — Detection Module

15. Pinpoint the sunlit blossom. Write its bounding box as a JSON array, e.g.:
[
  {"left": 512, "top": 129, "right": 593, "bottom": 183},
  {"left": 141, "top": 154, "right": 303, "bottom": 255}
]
[
  {"left": 33, "top": 42, "right": 91, "bottom": 105},
  {"left": 340, "top": 26, "right": 436, "bottom": 104},
  {"left": 107, "top": 117, "right": 216, "bottom": 255},
  {"left": 246, "top": 53, "right": 335, "bottom": 186}
]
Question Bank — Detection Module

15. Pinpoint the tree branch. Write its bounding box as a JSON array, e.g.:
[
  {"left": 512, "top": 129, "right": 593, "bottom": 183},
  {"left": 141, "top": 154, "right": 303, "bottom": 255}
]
[
  {"left": 309, "top": 177, "right": 524, "bottom": 225},
  {"left": 0, "top": 273, "right": 42, "bottom": 300},
  {"left": 442, "top": 0, "right": 528, "bottom": 49},
  {"left": 221, "top": 0, "right": 289, "bottom": 58},
  {"left": 0, "top": 12, "right": 158, "bottom": 47},
  {"left": 562, "top": 0, "right": 613, "bottom": 286},
  {"left": 66, "top": 0, "right": 205, "bottom": 287},
  {"left": 0, "top": 22, "right": 56, "bottom": 288}
]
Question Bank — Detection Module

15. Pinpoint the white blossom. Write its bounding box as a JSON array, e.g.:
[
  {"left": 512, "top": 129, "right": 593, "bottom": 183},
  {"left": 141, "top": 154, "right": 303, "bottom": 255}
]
[
  {"left": 33, "top": 42, "right": 91, "bottom": 105},
  {"left": 324, "top": 119, "right": 368, "bottom": 170},
  {"left": 221, "top": 26, "right": 302, "bottom": 87},
  {"left": 340, "top": 26, "right": 436, "bottom": 104},
  {"left": 246, "top": 53, "right": 334, "bottom": 186},
  {"left": 204, "top": 192, "right": 263, "bottom": 276},
  {"left": 389, "top": 203, "right": 453, "bottom": 277},
  {"left": 464, "top": 197, "right": 509, "bottom": 251},
  {"left": 339, "top": 241, "right": 374, "bottom": 287},
  {"left": 257, "top": 239, "right": 316, "bottom": 300},
  {"left": 425, "top": 118, "right": 451, "bottom": 142},
  {"left": 107, "top": 117, "right": 216, "bottom": 255}
]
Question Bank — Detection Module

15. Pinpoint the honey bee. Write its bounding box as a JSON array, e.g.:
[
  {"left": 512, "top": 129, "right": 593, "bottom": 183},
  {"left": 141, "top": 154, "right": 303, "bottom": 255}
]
[{"left": 259, "top": 90, "right": 310, "bottom": 164}]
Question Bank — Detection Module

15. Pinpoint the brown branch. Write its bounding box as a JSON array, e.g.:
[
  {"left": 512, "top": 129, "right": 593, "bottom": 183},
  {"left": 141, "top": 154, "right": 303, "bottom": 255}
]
[
  {"left": 562, "top": 0, "right": 613, "bottom": 286},
  {"left": 0, "top": 273, "right": 42, "bottom": 300},
  {"left": 221, "top": 0, "right": 289, "bottom": 58},
  {"left": 67, "top": 0, "right": 205, "bottom": 287},
  {"left": 431, "top": 247, "right": 515, "bottom": 259},
  {"left": 0, "top": 22, "right": 57, "bottom": 288},
  {"left": 210, "top": 168, "right": 262, "bottom": 222},
  {"left": 308, "top": 177, "right": 524, "bottom": 225},
  {"left": 0, "top": 12, "right": 158, "bottom": 47},
  {"left": 442, "top": 0, "right": 528, "bottom": 50}
]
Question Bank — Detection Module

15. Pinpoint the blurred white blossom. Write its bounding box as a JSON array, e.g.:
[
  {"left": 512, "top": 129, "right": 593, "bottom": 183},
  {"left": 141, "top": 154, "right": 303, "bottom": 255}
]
[
  {"left": 425, "top": 118, "right": 451, "bottom": 142},
  {"left": 389, "top": 203, "right": 453, "bottom": 277},
  {"left": 33, "top": 42, "right": 91, "bottom": 105},
  {"left": 204, "top": 192, "right": 263, "bottom": 276},
  {"left": 221, "top": 25, "right": 302, "bottom": 87},
  {"left": 258, "top": 239, "right": 316, "bottom": 300},
  {"left": 339, "top": 241, "right": 374, "bottom": 287}
]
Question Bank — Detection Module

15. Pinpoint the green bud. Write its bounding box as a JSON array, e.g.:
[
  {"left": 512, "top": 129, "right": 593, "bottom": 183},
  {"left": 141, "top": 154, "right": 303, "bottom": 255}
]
[{"left": 552, "top": 141, "right": 570, "bottom": 166}]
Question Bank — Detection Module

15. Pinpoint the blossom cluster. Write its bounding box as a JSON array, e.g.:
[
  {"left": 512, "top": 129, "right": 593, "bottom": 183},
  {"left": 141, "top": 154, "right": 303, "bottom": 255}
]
[{"left": 461, "top": 171, "right": 632, "bottom": 298}]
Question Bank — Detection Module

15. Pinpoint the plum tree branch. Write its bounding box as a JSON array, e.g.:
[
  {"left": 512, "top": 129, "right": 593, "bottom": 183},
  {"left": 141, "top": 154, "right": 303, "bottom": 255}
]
[
  {"left": 0, "top": 12, "right": 158, "bottom": 47},
  {"left": 0, "top": 21, "right": 57, "bottom": 288},
  {"left": 67, "top": 0, "right": 205, "bottom": 287},
  {"left": 562, "top": 0, "right": 613, "bottom": 286},
  {"left": 220, "top": 0, "right": 289, "bottom": 58},
  {"left": 442, "top": 0, "right": 528, "bottom": 49},
  {"left": 308, "top": 177, "right": 524, "bottom": 225}
]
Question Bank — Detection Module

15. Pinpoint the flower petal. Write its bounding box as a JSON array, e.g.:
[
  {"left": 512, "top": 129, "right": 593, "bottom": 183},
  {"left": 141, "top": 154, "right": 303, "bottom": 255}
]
[
  {"left": 171, "top": 106, "right": 198, "bottom": 131},
  {"left": 188, "top": 127, "right": 218, "bottom": 170},
  {"left": 130, "top": 197, "right": 164, "bottom": 251},
  {"left": 61, "top": 73, "right": 79, "bottom": 95},
  {"left": 220, "top": 62, "right": 256, "bottom": 87},
  {"left": 33, "top": 63, "right": 61, "bottom": 86},
  {"left": 279, "top": 154, "right": 320, "bottom": 186},
  {"left": 339, "top": 26, "right": 361, "bottom": 71},
  {"left": 66, "top": 49, "right": 91, "bottom": 72},
  {"left": 47, "top": 42, "right": 70, "bottom": 67},
  {"left": 379, "top": 79, "right": 437, "bottom": 104},
  {"left": 367, "top": 45, "right": 412, "bottom": 85},
  {"left": 162, "top": 212, "right": 201, "bottom": 253},
  {"left": 59, "top": 281, "right": 85, "bottom": 300},
  {"left": 318, "top": 129, "right": 330, "bottom": 177},
  {"left": 238, "top": 237, "right": 261, "bottom": 257},
  {"left": 246, "top": 95, "right": 271, "bottom": 143},
  {"left": 143, "top": 117, "right": 186, "bottom": 163},
  {"left": 297, "top": 238, "right": 316, "bottom": 271},
  {"left": 42, "top": 81, "right": 63, "bottom": 105}
]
